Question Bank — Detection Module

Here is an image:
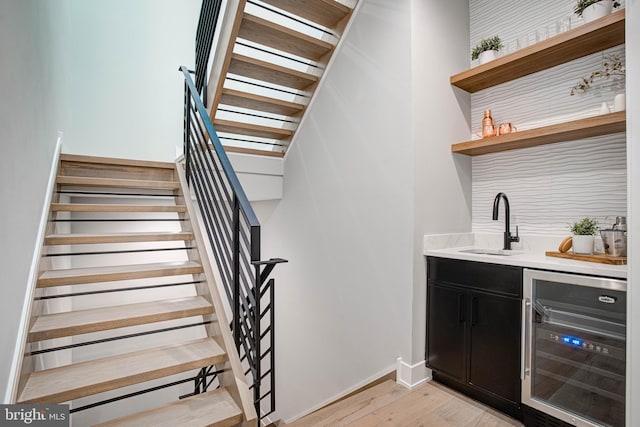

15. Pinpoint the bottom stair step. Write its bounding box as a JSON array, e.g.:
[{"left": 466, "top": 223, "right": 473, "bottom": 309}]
[
  {"left": 93, "top": 388, "right": 243, "bottom": 427},
  {"left": 17, "top": 337, "right": 226, "bottom": 404}
]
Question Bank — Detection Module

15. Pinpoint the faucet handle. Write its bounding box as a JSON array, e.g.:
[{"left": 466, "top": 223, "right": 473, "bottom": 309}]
[{"left": 510, "top": 225, "right": 520, "bottom": 243}]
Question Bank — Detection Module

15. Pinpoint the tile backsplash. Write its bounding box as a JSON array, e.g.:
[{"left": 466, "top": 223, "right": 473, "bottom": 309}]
[{"left": 469, "top": 0, "right": 627, "bottom": 236}]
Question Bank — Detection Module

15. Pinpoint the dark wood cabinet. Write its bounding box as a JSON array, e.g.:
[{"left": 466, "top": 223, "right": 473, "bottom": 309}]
[
  {"left": 426, "top": 283, "right": 465, "bottom": 382},
  {"left": 426, "top": 256, "right": 523, "bottom": 419}
]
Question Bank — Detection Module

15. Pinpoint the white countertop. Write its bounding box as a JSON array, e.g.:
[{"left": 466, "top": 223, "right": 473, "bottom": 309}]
[{"left": 423, "top": 233, "right": 627, "bottom": 279}]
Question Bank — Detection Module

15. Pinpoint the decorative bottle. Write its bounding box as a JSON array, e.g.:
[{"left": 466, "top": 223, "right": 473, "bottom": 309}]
[{"left": 482, "top": 110, "right": 496, "bottom": 138}]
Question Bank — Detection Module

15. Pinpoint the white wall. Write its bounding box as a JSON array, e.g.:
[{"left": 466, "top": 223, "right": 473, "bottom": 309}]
[
  {"left": 55, "top": 0, "right": 201, "bottom": 162},
  {"left": 409, "top": 0, "right": 472, "bottom": 364},
  {"left": 252, "top": 0, "right": 472, "bottom": 420},
  {"left": 625, "top": 1, "right": 639, "bottom": 425},
  {"left": 0, "top": 0, "right": 61, "bottom": 401},
  {"left": 254, "top": 0, "right": 414, "bottom": 421}
]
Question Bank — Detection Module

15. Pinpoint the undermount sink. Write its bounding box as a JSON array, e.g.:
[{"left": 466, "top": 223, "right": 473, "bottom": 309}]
[{"left": 459, "top": 248, "right": 523, "bottom": 256}]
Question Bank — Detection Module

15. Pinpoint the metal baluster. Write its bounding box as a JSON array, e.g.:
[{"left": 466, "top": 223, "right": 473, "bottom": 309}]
[
  {"left": 232, "top": 195, "right": 241, "bottom": 349},
  {"left": 254, "top": 264, "right": 262, "bottom": 412},
  {"left": 184, "top": 82, "right": 191, "bottom": 185}
]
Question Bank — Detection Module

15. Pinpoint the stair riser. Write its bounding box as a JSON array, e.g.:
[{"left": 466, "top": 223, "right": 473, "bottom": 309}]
[
  {"left": 57, "top": 176, "right": 180, "bottom": 190},
  {"left": 60, "top": 159, "right": 175, "bottom": 183}
]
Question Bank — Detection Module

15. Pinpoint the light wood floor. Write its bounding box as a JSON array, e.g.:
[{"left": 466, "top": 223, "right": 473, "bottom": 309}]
[{"left": 285, "top": 380, "right": 523, "bottom": 427}]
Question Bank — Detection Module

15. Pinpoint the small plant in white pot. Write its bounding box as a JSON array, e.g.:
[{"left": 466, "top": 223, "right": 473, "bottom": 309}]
[
  {"left": 472, "top": 36, "right": 503, "bottom": 65},
  {"left": 570, "top": 217, "right": 599, "bottom": 254},
  {"left": 574, "top": 0, "right": 621, "bottom": 23}
]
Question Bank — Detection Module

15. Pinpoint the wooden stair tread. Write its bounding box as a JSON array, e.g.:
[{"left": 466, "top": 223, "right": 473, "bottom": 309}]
[
  {"left": 60, "top": 154, "right": 175, "bottom": 170},
  {"left": 37, "top": 261, "right": 203, "bottom": 287},
  {"left": 259, "top": 0, "right": 351, "bottom": 29},
  {"left": 29, "top": 296, "right": 213, "bottom": 341},
  {"left": 220, "top": 88, "right": 304, "bottom": 116},
  {"left": 93, "top": 388, "right": 242, "bottom": 427},
  {"left": 44, "top": 231, "right": 194, "bottom": 245},
  {"left": 238, "top": 13, "right": 333, "bottom": 61},
  {"left": 223, "top": 146, "right": 285, "bottom": 158},
  {"left": 214, "top": 119, "right": 293, "bottom": 140},
  {"left": 51, "top": 203, "right": 186, "bottom": 212},
  {"left": 57, "top": 176, "right": 180, "bottom": 190},
  {"left": 228, "top": 53, "right": 318, "bottom": 90},
  {"left": 17, "top": 337, "right": 226, "bottom": 404}
]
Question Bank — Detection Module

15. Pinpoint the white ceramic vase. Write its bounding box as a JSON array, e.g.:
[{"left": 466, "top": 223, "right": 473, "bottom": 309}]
[
  {"left": 478, "top": 50, "right": 497, "bottom": 65},
  {"left": 582, "top": 0, "right": 615, "bottom": 23},
  {"left": 614, "top": 93, "right": 626, "bottom": 111},
  {"left": 573, "top": 235, "right": 595, "bottom": 254}
]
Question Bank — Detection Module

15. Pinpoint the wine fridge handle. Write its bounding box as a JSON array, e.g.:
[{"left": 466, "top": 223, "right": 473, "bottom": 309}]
[{"left": 521, "top": 298, "right": 531, "bottom": 380}]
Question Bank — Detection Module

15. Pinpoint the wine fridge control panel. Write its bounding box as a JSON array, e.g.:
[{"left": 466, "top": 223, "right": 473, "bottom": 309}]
[{"left": 539, "top": 328, "right": 625, "bottom": 361}]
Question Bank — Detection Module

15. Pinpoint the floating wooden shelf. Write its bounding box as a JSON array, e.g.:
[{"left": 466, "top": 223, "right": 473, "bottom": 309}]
[
  {"left": 451, "top": 112, "right": 626, "bottom": 156},
  {"left": 451, "top": 9, "right": 625, "bottom": 93}
]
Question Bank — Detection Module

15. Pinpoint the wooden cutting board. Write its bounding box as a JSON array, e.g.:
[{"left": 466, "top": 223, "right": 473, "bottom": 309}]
[{"left": 545, "top": 251, "right": 627, "bottom": 265}]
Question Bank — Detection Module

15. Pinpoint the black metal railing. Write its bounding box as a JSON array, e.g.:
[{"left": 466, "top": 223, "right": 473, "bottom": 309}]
[
  {"left": 180, "top": 65, "right": 286, "bottom": 420},
  {"left": 195, "top": 0, "right": 223, "bottom": 103}
]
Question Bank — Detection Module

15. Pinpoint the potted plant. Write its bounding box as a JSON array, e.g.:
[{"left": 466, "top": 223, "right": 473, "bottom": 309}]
[
  {"left": 570, "top": 217, "right": 599, "bottom": 254},
  {"left": 574, "top": 0, "right": 621, "bottom": 23},
  {"left": 471, "top": 36, "right": 503, "bottom": 65}
]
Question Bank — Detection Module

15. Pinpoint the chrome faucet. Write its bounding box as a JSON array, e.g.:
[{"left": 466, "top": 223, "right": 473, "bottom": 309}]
[{"left": 492, "top": 192, "right": 520, "bottom": 250}]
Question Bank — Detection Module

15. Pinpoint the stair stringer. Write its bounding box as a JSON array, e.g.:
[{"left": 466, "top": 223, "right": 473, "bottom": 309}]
[
  {"left": 174, "top": 159, "right": 258, "bottom": 424},
  {"left": 204, "top": 0, "right": 360, "bottom": 157},
  {"left": 282, "top": 0, "right": 362, "bottom": 160},
  {"left": 207, "top": 0, "right": 248, "bottom": 117}
]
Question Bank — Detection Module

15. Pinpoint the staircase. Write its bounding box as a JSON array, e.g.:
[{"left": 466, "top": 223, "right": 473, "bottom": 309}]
[
  {"left": 205, "top": 0, "right": 358, "bottom": 157},
  {"left": 14, "top": 154, "right": 256, "bottom": 426}
]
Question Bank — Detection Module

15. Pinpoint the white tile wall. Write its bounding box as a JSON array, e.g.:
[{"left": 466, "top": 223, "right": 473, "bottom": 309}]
[{"left": 469, "top": 0, "right": 627, "bottom": 235}]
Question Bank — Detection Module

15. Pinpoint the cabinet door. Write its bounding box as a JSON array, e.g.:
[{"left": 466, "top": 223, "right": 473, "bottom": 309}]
[
  {"left": 426, "top": 282, "right": 466, "bottom": 382},
  {"left": 467, "top": 291, "right": 521, "bottom": 404}
]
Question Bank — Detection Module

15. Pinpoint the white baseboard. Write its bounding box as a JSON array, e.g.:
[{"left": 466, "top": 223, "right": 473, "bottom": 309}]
[
  {"left": 396, "top": 357, "right": 432, "bottom": 390},
  {"left": 260, "top": 411, "right": 276, "bottom": 426}
]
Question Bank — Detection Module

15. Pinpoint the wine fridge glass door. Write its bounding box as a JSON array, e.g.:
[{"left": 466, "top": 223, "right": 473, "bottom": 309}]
[{"left": 522, "top": 269, "right": 626, "bottom": 427}]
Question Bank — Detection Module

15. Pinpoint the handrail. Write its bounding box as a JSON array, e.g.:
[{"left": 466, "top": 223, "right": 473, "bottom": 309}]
[
  {"left": 180, "top": 64, "right": 286, "bottom": 420},
  {"left": 180, "top": 65, "right": 261, "bottom": 260}
]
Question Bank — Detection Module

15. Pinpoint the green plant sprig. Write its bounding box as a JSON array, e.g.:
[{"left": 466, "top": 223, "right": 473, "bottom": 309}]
[
  {"left": 471, "top": 36, "right": 503, "bottom": 61},
  {"left": 570, "top": 217, "right": 599, "bottom": 235},
  {"left": 570, "top": 53, "right": 625, "bottom": 95}
]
